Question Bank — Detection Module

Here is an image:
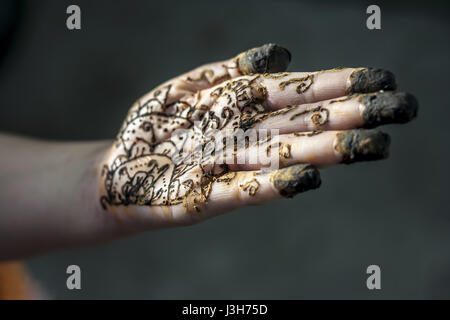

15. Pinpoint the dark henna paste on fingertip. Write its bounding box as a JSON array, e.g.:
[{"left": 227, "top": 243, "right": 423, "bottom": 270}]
[
  {"left": 238, "top": 43, "right": 291, "bottom": 75},
  {"left": 270, "top": 164, "right": 321, "bottom": 198},
  {"left": 335, "top": 129, "right": 390, "bottom": 164},
  {"left": 361, "top": 91, "right": 418, "bottom": 128},
  {"left": 348, "top": 68, "right": 397, "bottom": 94}
]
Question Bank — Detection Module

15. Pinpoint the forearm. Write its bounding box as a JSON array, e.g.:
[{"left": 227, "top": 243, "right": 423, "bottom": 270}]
[{"left": 0, "top": 134, "right": 119, "bottom": 260}]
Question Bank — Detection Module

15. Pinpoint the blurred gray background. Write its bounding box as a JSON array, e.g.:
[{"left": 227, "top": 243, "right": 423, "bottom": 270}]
[{"left": 0, "top": 0, "right": 449, "bottom": 299}]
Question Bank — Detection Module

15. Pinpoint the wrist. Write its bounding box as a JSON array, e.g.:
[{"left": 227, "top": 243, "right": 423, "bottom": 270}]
[{"left": 77, "top": 141, "right": 127, "bottom": 243}]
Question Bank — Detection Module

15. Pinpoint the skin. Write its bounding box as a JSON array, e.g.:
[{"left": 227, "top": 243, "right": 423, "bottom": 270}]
[{"left": 0, "top": 44, "right": 418, "bottom": 261}]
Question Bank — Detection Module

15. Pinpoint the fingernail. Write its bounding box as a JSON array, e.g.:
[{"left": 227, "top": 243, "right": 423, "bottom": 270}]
[
  {"left": 335, "top": 129, "right": 390, "bottom": 164},
  {"left": 270, "top": 164, "right": 321, "bottom": 198},
  {"left": 349, "top": 68, "right": 397, "bottom": 94},
  {"left": 361, "top": 91, "right": 419, "bottom": 128},
  {"left": 238, "top": 43, "right": 291, "bottom": 75}
]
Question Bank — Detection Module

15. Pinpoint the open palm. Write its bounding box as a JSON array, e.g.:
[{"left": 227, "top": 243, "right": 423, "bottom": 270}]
[{"left": 99, "top": 44, "right": 417, "bottom": 228}]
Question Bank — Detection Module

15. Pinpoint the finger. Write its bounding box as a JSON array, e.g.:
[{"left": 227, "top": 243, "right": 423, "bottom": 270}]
[
  {"left": 113, "top": 163, "right": 320, "bottom": 226},
  {"left": 176, "top": 164, "right": 321, "bottom": 221},
  {"left": 245, "top": 91, "right": 418, "bottom": 133},
  {"left": 108, "top": 163, "right": 320, "bottom": 227},
  {"left": 220, "top": 67, "right": 397, "bottom": 111},
  {"left": 145, "top": 43, "right": 291, "bottom": 105},
  {"left": 225, "top": 129, "right": 390, "bottom": 171}
]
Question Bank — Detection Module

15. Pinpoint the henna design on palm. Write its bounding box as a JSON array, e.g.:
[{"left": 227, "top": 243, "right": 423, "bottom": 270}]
[
  {"left": 101, "top": 74, "right": 273, "bottom": 211},
  {"left": 99, "top": 44, "right": 418, "bottom": 225}
]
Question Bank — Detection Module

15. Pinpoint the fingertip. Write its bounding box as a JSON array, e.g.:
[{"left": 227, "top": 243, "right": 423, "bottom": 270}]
[
  {"left": 334, "top": 129, "right": 391, "bottom": 164},
  {"left": 361, "top": 91, "right": 419, "bottom": 128},
  {"left": 348, "top": 68, "right": 397, "bottom": 94},
  {"left": 270, "top": 163, "right": 321, "bottom": 198},
  {"left": 238, "top": 43, "right": 292, "bottom": 75}
]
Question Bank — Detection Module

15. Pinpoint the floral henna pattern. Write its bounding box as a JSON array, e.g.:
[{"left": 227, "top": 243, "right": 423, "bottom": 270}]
[
  {"left": 100, "top": 75, "right": 274, "bottom": 210},
  {"left": 99, "top": 73, "right": 325, "bottom": 210},
  {"left": 99, "top": 44, "right": 322, "bottom": 212}
]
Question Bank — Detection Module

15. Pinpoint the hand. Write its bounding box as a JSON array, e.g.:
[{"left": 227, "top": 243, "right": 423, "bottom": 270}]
[{"left": 98, "top": 43, "right": 418, "bottom": 229}]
